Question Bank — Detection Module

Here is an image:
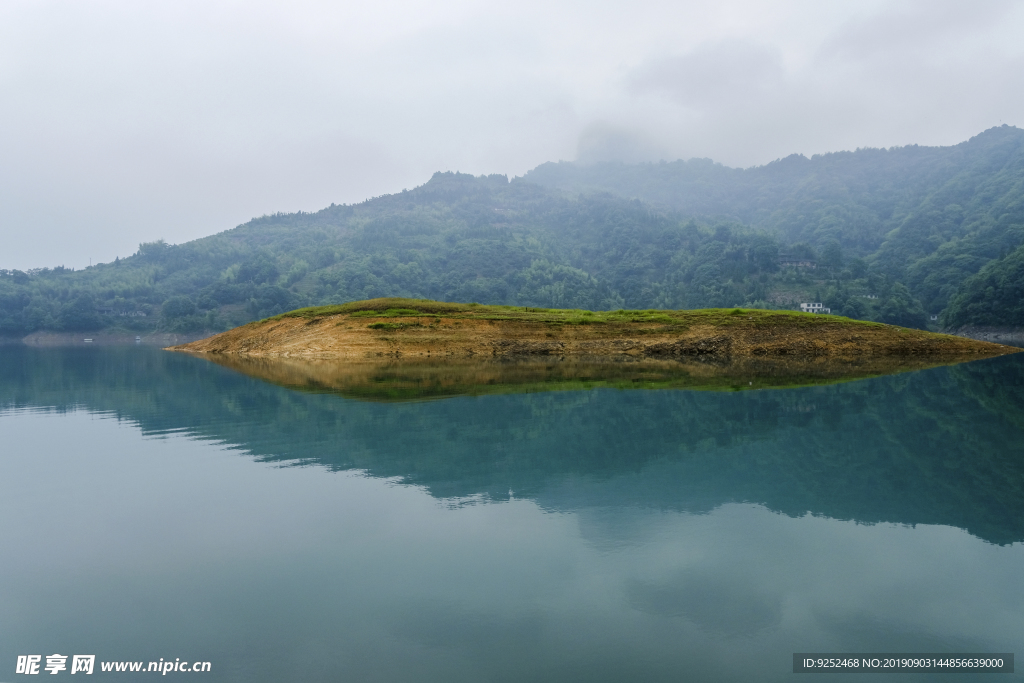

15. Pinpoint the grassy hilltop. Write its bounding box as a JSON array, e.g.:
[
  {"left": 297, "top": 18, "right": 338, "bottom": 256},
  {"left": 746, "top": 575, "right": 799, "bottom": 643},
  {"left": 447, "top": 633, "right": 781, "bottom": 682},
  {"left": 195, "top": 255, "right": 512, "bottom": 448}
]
[
  {"left": 173, "top": 298, "right": 1016, "bottom": 362},
  {"left": 267, "top": 297, "right": 839, "bottom": 325}
]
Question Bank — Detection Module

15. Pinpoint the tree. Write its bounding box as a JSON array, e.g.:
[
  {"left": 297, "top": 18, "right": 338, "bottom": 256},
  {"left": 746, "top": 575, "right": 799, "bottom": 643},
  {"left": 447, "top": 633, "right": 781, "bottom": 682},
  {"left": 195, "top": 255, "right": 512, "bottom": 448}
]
[
  {"left": 59, "top": 293, "right": 102, "bottom": 331},
  {"left": 162, "top": 296, "right": 197, "bottom": 319},
  {"left": 821, "top": 240, "right": 843, "bottom": 270},
  {"left": 877, "top": 283, "right": 928, "bottom": 329},
  {"left": 237, "top": 256, "right": 279, "bottom": 285}
]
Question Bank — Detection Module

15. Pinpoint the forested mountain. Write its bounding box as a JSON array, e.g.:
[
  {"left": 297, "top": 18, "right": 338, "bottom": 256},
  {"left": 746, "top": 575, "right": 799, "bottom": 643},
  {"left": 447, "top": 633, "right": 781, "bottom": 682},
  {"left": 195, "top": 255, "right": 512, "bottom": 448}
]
[
  {"left": 0, "top": 175, "right": 792, "bottom": 335},
  {"left": 527, "top": 125, "right": 1024, "bottom": 322},
  {"left": 1, "top": 126, "right": 1022, "bottom": 336},
  {"left": 944, "top": 243, "right": 1024, "bottom": 329}
]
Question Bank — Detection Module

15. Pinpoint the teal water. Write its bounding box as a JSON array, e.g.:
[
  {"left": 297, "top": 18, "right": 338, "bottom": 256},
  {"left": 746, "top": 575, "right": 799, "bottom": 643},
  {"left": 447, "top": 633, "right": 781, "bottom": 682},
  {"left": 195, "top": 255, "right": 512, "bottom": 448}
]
[{"left": 1, "top": 346, "right": 1023, "bottom": 682}]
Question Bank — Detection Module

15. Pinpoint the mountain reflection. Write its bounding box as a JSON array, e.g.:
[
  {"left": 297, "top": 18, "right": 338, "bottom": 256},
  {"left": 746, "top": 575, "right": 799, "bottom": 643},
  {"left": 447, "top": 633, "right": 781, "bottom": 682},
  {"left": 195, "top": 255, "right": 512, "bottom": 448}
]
[{"left": 2, "top": 346, "right": 1023, "bottom": 545}]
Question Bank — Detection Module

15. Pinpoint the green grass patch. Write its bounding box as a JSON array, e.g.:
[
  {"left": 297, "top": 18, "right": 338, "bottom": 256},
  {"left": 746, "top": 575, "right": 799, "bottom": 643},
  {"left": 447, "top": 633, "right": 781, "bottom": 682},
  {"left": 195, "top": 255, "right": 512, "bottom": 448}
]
[
  {"left": 349, "top": 308, "right": 424, "bottom": 318},
  {"left": 265, "top": 297, "right": 906, "bottom": 332},
  {"left": 367, "top": 321, "right": 425, "bottom": 330}
]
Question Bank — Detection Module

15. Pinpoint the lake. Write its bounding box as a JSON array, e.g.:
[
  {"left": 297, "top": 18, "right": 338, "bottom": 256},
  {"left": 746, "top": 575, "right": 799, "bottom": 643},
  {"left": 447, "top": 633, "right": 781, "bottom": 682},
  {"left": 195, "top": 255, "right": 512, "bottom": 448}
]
[{"left": 1, "top": 346, "right": 1022, "bottom": 682}]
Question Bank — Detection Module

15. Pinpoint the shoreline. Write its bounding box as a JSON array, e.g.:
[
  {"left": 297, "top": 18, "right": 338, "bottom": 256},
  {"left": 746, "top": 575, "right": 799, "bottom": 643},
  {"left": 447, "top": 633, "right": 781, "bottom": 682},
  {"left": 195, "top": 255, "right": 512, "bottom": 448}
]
[
  {"left": 8, "top": 331, "right": 212, "bottom": 347},
  {"left": 952, "top": 328, "right": 1024, "bottom": 345}
]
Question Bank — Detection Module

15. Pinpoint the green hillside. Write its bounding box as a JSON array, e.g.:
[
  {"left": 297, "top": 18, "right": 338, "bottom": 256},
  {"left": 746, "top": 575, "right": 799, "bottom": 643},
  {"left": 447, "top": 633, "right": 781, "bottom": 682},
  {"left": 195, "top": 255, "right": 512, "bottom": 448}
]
[
  {"left": 2, "top": 126, "right": 1023, "bottom": 336},
  {"left": 944, "top": 243, "right": 1024, "bottom": 328},
  {"left": 528, "top": 125, "right": 1024, "bottom": 321}
]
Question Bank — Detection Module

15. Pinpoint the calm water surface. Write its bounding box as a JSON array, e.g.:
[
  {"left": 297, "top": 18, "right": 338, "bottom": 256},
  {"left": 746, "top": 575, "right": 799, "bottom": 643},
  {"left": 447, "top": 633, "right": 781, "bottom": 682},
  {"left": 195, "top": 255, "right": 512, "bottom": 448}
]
[{"left": 1, "top": 346, "right": 1023, "bottom": 682}]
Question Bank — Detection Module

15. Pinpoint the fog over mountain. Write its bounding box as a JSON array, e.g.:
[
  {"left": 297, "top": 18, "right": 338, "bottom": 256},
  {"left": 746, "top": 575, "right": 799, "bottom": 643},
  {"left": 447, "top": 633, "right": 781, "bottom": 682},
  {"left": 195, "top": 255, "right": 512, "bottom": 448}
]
[
  {"left": 2, "top": 0, "right": 1023, "bottom": 270},
  {"left": 3, "top": 125, "right": 1023, "bottom": 335}
]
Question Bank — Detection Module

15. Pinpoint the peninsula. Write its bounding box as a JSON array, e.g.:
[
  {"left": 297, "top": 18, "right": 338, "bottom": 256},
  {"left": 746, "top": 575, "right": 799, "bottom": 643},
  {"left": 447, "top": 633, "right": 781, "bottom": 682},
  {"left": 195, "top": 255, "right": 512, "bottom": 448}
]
[{"left": 170, "top": 298, "right": 1015, "bottom": 361}]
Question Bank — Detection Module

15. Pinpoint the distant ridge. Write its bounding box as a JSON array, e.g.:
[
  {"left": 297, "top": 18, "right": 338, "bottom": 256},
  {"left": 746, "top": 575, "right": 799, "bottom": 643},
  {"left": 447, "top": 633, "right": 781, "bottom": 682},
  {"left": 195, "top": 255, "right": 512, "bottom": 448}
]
[{"left": 2, "top": 126, "right": 1024, "bottom": 337}]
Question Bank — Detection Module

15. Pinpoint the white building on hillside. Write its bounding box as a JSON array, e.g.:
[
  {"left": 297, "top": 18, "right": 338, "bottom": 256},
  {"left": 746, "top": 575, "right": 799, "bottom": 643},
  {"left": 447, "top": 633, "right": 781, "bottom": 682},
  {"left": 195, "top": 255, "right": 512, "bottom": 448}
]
[{"left": 800, "top": 303, "right": 831, "bottom": 314}]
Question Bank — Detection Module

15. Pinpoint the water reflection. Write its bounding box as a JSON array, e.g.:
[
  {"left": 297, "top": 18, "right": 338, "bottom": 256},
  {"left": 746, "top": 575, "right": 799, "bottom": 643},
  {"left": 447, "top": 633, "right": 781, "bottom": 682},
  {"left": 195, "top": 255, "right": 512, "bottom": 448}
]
[
  {"left": 2, "top": 346, "right": 1023, "bottom": 545},
  {"left": 196, "top": 352, "right": 984, "bottom": 400},
  {"left": 626, "top": 564, "right": 783, "bottom": 636},
  {"left": 2, "top": 346, "right": 1024, "bottom": 682}
]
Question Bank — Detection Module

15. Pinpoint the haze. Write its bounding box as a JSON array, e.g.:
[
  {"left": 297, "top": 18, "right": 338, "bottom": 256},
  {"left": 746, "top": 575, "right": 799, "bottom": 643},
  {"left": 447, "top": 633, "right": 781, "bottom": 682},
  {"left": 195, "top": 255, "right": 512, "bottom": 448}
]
[{"left": 2, "top": 0, "right": 1022, "bottom": 270}]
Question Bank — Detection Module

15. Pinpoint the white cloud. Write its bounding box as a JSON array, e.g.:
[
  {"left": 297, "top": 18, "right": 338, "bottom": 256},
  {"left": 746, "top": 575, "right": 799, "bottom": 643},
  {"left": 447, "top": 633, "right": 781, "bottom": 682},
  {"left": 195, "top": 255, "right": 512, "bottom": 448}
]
[
  {"left": 0, "top": 0, "right": 1022, "bottom": 268},
  {"left": 628, "top": 41, "right": 786, "bottom": 109}
]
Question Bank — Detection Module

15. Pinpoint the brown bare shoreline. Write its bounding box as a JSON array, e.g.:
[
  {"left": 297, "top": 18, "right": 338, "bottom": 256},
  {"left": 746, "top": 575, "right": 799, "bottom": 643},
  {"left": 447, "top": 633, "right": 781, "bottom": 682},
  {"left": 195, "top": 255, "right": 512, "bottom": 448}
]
[{"left": 170, "top": 298, "right": 1016, "bottom": 363}]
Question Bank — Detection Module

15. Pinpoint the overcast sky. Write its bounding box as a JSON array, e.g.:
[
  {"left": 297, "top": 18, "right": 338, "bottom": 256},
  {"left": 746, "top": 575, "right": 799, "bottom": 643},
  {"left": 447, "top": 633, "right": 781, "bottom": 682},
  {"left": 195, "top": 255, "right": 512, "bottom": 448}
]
[{"left": 2, "top": 0, "right": 1023, "bottom": 270}]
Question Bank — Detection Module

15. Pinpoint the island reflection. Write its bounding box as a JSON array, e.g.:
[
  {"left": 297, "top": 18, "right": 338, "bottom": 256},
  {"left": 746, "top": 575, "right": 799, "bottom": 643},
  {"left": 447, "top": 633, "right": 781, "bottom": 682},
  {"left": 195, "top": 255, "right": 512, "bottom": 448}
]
[
  {"left": 2, "top": 347, "right": 1023, "bottom": 545},
  {"left": 197, "top": 353, "right": 981, "bottom": 401}
]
